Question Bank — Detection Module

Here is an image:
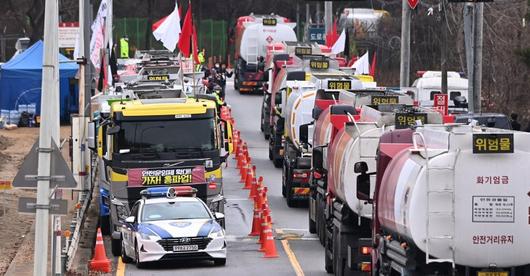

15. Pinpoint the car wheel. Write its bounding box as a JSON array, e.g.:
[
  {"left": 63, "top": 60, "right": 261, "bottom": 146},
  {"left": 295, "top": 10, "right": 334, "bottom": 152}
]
[
  {"left": 268, "top": 148, "right": 273, "bottom": 161},
  {"left": 273, "top": 157, "right": 282, "bottom": 168},
  {"left": 264, "top": 133, "right": 270, "bottom": 140},
  {"left": 213, "top": 258, "right": 226, "bottom": 266},
  {"left": 121, "top": 239, "right": 133, "bottom": 263},
  {"left": 135, "top": 241, "right": 145, "bottom": 269},
  {"left": 309, "top": 215, "right": 316, "bottom": 234}
]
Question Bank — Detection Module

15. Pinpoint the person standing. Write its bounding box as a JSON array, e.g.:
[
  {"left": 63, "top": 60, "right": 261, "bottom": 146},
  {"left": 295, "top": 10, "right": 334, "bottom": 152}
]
[{"left": 510, "top": 113, "right": 521, "bottom": 131}]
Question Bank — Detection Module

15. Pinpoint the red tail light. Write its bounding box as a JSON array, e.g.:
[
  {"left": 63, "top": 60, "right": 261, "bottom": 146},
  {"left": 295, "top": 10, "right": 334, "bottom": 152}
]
[
  {"left": 360, "top": 262, "right": 371, "bottom": 272},
  {"left": 313, "top": 171, "right": 322, "bottom": 179},
  {"left": 360, "top": 246, "right": 372, "bottom": 255},
  {"left": 208, "top": 182, "right": 217, "bottom": 190}
]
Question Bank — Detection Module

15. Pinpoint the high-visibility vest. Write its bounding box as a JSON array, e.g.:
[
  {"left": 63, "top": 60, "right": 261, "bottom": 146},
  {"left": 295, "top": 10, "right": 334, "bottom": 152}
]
[
  {"left": 198, "top": 52, "right": 205, "bottom": 64},
  {"left": 120, "top": 38, "right": 129, "bottom": 58}
]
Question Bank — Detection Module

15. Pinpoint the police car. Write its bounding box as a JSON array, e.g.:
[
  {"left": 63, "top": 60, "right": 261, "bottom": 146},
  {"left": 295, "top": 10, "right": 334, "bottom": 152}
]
[{"left": 119, "top": 187, "right": 226, "bottom": 268}]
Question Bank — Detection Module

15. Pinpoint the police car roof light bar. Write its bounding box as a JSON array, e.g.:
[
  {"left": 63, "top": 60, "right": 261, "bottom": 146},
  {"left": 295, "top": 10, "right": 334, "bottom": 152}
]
[{"left": 140, "top": 186, "right": 197, "bottom": 199}]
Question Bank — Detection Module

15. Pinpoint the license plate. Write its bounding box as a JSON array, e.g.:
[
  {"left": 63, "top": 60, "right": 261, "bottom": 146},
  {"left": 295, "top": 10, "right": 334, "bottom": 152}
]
[
  {"left": 173, "top": 245, "right": 198, "bottom": 252},
  {"left": 478, "top": 272, "right": 509, "bottom": 276}
]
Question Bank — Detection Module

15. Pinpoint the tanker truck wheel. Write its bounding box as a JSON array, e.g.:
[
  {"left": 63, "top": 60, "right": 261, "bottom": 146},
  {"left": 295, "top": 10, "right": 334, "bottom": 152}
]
[
  {"left": 308, "top": 215, "right": 316, "bottom": 234},
  {"left": 333, "top": 226, "right": 346, "bottom": 276}
]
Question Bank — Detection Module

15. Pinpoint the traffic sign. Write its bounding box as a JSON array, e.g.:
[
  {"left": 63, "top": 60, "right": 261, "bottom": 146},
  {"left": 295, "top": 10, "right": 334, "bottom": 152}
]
[
  {"left": 12, "top": 139, "right": 77, "bottom": 189},
  {"left": 308, "top": 27, "right": 325, "bottom": 45},
  {"left": 408, "top": 0, "right": 420, "bottom": 9},
  {"left": 18, "top": 197, "right": 68, "bottom": 215}
]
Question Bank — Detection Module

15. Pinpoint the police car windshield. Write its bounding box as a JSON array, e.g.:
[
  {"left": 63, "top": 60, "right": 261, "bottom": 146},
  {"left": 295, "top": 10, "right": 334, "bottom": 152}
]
[{"left": 141, "top": 201, "right": 211, "bottom": 221}]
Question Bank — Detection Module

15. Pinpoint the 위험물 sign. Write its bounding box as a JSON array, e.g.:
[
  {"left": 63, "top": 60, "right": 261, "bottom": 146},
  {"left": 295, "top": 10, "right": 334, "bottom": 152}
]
[
  {"left": 371, "top": 96, "right": 399, "bottom": 106},
  {"left": 472, "top": 133, "right": 514, "bottom": 154},
  {"left": 262, "top": 18, "right": 277, "bottom": 26},
  {"left": 327, "top": 80, "right": 351, "bottom": 90},
  {"left": 309, "top": 60, "right": 330, "bottom": 70},
  {"left": 395, "top": 113, "right": 427, "bottom": 129},
  {"left": 295, "top": 47, "right": 312, "bottom": 56},
  {"left": 147, "top": 75, "right": 170, "bottom": 81}
]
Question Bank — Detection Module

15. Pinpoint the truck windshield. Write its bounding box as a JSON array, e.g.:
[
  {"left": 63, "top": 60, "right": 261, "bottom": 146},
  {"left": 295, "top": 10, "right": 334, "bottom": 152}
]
[{"left": 116, "top": 118, "right": 216, "bottom": 153}]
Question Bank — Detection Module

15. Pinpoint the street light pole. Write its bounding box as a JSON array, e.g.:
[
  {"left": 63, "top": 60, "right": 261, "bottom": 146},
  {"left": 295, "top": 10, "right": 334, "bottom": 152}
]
[
  {"left": 400, "top": 0, "right": 411, "bottom": 87},
  {"left": 34, "top": 0, "right": 60, "bottom": 275}
]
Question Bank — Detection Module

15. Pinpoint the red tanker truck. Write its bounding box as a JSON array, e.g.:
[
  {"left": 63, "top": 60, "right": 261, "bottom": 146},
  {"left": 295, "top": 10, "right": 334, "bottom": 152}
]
[{"left": 356, "top": 124, "right": 530, "bottom": 275}]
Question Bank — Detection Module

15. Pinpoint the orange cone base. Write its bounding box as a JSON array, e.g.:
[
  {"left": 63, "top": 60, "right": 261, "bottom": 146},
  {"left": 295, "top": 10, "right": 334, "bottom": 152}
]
[{"left": 89, "top": 259, "right": 111, "bottom": 272}]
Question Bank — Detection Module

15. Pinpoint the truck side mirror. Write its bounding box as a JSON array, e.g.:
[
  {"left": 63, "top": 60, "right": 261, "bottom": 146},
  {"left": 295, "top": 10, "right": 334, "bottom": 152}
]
[
  {"left": 355, "top": 161, "right": 372, "bottom": 202},
  {"left": 87, "top": 121, "right": 96, "bottom": 151},
  {"left": 299, "top": 124, "right": 309, "bottom": 145}
]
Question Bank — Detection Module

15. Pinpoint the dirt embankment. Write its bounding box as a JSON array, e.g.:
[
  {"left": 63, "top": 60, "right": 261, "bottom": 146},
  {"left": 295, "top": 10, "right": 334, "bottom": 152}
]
[{"left": 0, "top": 127, "right": 70, "bottom": 275}]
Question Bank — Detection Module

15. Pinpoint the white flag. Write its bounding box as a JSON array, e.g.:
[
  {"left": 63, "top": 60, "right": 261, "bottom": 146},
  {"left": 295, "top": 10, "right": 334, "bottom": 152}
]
[
  {"left": 89, "top": 0, "right": 109, "bottom": 69},
  {"left": 352, "top": 51, "right": 370, "bottom": 75},
  {"left": 331, "top": 29, "right": 346, "bottom": 55},
  {"left": 153, "top": 3, "right": 182, "bottom": 52}
]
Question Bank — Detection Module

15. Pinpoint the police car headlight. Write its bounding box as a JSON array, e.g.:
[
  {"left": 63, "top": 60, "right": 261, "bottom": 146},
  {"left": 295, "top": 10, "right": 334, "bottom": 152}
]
[
  {"left": 139, "top": 231, "right": 158, "bottom": 241},
  {"left": 208, "top": 227, "right": 224, "bottom": 239}
]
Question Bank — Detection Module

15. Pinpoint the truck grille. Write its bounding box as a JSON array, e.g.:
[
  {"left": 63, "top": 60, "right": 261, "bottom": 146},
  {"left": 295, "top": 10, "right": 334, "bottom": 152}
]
[{"left": 157, "top": 237, "right": 212, "bottom": 251}]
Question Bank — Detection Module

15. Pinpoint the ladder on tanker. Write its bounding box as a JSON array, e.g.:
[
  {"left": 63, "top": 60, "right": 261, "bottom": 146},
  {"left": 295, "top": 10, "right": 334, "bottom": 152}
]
[
  {"left": 413, "top": 133, "right": 457, "bottom": 270},
  {"left": 245, "top": 28, "right": 259, "bottom": 66}
]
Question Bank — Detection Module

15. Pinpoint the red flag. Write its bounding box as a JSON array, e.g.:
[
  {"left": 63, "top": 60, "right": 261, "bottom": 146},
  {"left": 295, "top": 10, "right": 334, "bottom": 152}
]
[
  {"left": 325, "top": 18, "right": 339, "bottom": 48},
  {"left": 369, "top": 52, "right": 377, "bottom": 77},
  {"left": 178, "top": 4, "right": 193, "bottom": 57},
  {"left": 192, "top": 25, "right": 199, "bottom": 63},
  {"left": 152, "top": 15, "right": 168, "bottom": 32}
]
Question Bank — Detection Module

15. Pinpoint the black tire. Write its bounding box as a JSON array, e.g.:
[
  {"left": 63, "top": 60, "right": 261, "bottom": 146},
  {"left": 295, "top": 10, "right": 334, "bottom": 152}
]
[
  {"left": 268, "top": 148, "right": 273, "bottom": 161},
  {"left": 286, "top": 179, "right": 296, "bottom": 208},
  {"left": 100, "top": 215, "right": 110, "bottom": 235},
  {"left": 333, "top": 227, "right": 345, "bottom": 276},
  {"left": 213, "top": 258, "right": 227, "bottom": 266},
  {"left": 234, "top": 76, "right": 239, "bottom": 90},
  {"left": 135, "top": 242, "right": 145, "bottom": 269},
  {"left": 309, "top": 215, "right": 316, "bottom": 234},
  {"left": 325, "top": 249, "right": 334, "bottom": 273},
  {"left": 111, "top": 236, "right": 122, "bottom": 257},
  {"left": 273, "top": 157, "right": 282, "bottom": 168},
  {"left": 264, "top": 133, "right": 270, "bottom": 140},
  {"left": 121, "top": 239, "right": 133, "bottom": 263},
  {"left": 281, "top": 166, "right": 287, "bottom": 198}
]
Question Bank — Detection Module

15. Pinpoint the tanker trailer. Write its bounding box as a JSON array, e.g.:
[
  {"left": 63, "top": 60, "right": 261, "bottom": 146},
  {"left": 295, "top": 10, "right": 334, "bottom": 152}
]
[
  {"left": 309, "top": 88, "right": 415, "bottom": 244},
  {"left": 233, "top": 14, "right": 297, "bottom": 93},
  {"left": 357, "top": 124, "right": 530, "bottom": 275},
  {"left": 325, "top": 104, "right": 444, "bottom": 275}
]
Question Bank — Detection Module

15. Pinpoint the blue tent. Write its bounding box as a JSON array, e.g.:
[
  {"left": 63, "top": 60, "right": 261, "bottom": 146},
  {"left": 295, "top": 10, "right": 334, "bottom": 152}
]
[{"left": 0, "top": 40, "right": 79, "bottom": 121}]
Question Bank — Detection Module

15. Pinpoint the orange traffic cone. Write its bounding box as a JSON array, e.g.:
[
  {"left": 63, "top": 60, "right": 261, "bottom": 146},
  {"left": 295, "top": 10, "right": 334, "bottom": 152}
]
[
  {"left": 262, "top": 222, "right": 279, "bottom": 258},
  {"left": 249, "top": 176, "right": 262, "bottom": 199},
  {"left": 239, "top": 158, "right": 247, "bottom": 182},
  {"left": 244, "top": 165, "right": 256, "bottom": 190},
  {"left": 249, "top": 199, "right": 262, "bottom": 236},
  {"left": 236, "top": 151, "right": 243, "bottom": 169},
  {"left": 89, "top": 228, "right": 111, "bottom": 272}
]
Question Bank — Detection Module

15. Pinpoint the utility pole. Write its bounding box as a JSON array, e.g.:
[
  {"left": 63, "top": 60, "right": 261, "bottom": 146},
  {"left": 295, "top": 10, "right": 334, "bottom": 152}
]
[
  {"left": 324, "top": 2, "right": 333, "bottom": 34},
  {"left": 305, "top": 3, "right": 310, "bottom": 42},
  {"left": 464, "top": 3, "right": 474, "bottom": 111},
  {"left": 296, "top": 1, "right": 300, "bottom": 40},
  {"left": 472, "top": 3, "right": 483, "bottom": 113},
  {"left": 441, "top": 0, "right": 448, "bottom": 94},
  {"left": 34, "top": 0, "right": 60, "bottom": 275},
  {"left": 400, "top": 0, "right": 412, "bottom": 87}
]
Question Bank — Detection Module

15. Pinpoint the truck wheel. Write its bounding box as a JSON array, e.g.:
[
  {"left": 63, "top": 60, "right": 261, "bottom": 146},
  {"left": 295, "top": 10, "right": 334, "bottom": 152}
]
[
  {"left": 100, "top": 215, "right": 110, "bottom": 235},
  {"left": 264, "top": 133, "right": 270, "bottom": 140},
  {"left": 234, "top": 77, "right": 239, "bottom": 90},
  {"left": 268, "top": 148, "right": 273, "bottom": 161},
  {"left": 286, "top": 180, "right": 296, "bottom": 208},
  {"left": 325, "top": 229, "right": 334, "bottom": 273},
  {"left": 317, "top": 196, "right": 326, "bottom": 246},
  {"left": 273, "top": 157, "right": 282, "bottom": 168},
  {"left": 309, "top": 216, "right": 316, "bottom": 234},
  {"left": 281, "top": 166, "right": 287, "bottom": 198},
  {"left": 333, "top": 226, "right": 344, "bottom": 276}
]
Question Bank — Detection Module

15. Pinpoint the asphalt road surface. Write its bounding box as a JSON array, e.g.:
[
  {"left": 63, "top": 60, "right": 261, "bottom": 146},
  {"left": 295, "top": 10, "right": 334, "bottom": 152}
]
[{"left": 117, "top": 84, "right": 328, "bottom": 276}]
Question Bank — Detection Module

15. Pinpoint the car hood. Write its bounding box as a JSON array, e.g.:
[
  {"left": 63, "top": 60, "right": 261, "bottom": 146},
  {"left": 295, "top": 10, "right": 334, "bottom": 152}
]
[{"left": 138, "top": 219, "right": 222, "bottom": 238}]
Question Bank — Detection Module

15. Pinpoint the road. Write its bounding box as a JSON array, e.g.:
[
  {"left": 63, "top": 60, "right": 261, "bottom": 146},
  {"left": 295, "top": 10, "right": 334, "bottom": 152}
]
[{"left": 117, "top": 84, "right": 328, "bottom": 276}]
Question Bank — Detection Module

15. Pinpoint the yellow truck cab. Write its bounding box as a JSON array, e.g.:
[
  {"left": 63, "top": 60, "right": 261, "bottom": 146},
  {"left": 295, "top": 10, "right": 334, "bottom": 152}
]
[{"left": 92, "top": 97, "right": 230, "bottom": 255}]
